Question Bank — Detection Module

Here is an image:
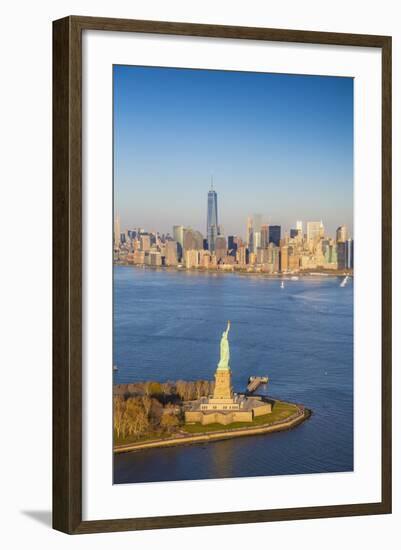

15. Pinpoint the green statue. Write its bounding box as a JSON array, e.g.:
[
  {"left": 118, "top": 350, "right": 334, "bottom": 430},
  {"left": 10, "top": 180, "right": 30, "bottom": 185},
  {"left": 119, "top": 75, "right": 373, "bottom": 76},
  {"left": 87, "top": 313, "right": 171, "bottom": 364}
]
[{"left": 217, "top": 321, "right": 231, "bottom": 371}]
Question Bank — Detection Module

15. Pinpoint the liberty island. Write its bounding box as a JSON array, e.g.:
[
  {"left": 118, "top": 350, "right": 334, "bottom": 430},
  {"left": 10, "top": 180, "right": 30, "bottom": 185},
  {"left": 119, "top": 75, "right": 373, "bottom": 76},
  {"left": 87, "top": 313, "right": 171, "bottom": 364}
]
[{"left": 113, "top": 320, "right": 309, "bottom": 454}]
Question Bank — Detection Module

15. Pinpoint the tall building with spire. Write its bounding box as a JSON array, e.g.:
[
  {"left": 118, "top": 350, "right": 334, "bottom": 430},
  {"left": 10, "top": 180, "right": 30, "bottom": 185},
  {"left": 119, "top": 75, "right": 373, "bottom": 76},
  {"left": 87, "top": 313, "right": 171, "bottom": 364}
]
[{"left": 206, "top": 178, "right": 219, "bottom": 252}]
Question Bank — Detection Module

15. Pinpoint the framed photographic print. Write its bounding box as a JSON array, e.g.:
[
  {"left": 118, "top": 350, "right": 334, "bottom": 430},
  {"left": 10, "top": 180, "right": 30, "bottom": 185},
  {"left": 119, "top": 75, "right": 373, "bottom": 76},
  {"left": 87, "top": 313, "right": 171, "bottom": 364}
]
[{"left": 53, "top": 16, "right": 392, "bottom": 534}]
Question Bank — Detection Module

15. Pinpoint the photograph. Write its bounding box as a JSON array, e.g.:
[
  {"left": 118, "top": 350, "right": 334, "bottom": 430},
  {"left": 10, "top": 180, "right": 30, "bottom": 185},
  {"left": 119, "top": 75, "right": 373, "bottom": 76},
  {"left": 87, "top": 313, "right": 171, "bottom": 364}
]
[{"left": 112, "top": 64, "right": 354, "bottom": 485}]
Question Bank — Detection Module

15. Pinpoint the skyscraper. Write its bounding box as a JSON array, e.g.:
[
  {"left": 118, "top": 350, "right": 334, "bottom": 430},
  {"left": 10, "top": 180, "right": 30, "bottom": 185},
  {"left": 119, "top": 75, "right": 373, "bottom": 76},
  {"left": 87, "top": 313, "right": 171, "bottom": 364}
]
[
  {"left": 185, "top": 249, "right": 200, "bottom": 269},
  {"left": 192, "top": 230, "right": 204, "bottom": 250},
  {"left": 336, "top": 225, "right": 348, "bottom": 243},
  {"left": 140, "top": 234, "right": 151, "bottom": 251},
  {"left": 215, "top": 236, "right": 227, "bottom": 262},
  {"left": 253, "top": 231, "right": 261, "bottom": 250},
  {"left": 164, "top": 240, "right": 178, "bottom": 266},
  {"left": 173, "top": 225, "right": 184, "bottom": 261},
  {"left": 173, "top": 225, "right": 184, "bottom": 247},
  {"left": 346, "top": 238, "right": 354, "bottom": 269},
  {"left": 337, "top": 241, "right": 347, "bottom": 269},
  {"left": 260, "top": 224, "right": 269, "bottom": 248},
  {"left": 252, "top": 213, "right": 262, "bottom": 252},
  {"left": 183, "top": 228, "right": 203, "bottom": 251},
  {"left": 307, "top": 221, "right": 322, "bottom": 244},
  {"left": 206, "top": 181, "right": 219, "bottom": 252},
  {"left": 246, "top": 216, "right": 254, "bottom": 252},
  {"left": 237, "top": 245, "right": 248, "bottom": 266},
  {"left": 268, "top": 225, "right": 281, "bottom": 247},
  {"left": 227, "top": 235, "right": 238, "bottom": 255},
  {"left": 280, "top": 245, "right": 289, "bottom": 272}
]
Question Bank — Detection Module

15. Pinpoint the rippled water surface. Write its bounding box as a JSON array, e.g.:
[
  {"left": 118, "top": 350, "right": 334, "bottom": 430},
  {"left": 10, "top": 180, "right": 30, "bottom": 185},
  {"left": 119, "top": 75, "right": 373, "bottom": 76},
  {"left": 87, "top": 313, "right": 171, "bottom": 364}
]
[{"left": 113, "top": 266, "right": 353, "bottom": 484}]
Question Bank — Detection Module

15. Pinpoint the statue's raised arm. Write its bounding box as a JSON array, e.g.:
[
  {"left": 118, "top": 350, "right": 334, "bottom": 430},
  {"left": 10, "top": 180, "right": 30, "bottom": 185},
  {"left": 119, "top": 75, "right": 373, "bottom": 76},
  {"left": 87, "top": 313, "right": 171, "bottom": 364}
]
[{"left": 225, "top": 320, "right": 231, "bottom": 336}]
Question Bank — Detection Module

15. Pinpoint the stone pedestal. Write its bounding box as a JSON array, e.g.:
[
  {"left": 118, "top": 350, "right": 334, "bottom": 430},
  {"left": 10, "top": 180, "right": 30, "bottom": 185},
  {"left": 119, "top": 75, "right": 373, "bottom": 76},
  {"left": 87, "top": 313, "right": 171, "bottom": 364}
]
[{"left": 213, "top": 368, "right": 233, "bottom": 400}]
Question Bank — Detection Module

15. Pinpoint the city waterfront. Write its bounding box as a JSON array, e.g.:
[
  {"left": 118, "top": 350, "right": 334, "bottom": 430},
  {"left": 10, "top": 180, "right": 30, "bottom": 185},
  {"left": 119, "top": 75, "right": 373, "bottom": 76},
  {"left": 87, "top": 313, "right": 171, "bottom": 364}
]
[{"left": 113, "top": 265, "right": 353, "bottom": 484}]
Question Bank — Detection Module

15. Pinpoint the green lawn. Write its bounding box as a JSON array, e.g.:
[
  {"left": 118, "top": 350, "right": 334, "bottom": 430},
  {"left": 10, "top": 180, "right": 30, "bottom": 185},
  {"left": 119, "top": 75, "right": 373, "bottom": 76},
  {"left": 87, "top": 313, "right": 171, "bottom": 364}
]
[
  {"left": 182, "top": 400, "right": 299, "bottom": 434},
  {"left": 114, "top": 401, "right": 302, "bottom": 445}
]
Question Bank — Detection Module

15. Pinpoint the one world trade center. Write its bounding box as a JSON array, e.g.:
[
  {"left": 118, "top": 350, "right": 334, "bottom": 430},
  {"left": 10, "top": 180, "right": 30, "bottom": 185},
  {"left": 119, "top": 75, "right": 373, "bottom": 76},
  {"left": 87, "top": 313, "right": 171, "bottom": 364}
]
[{"left": 207, "top": 181, "right": 219, "bottom": 252}]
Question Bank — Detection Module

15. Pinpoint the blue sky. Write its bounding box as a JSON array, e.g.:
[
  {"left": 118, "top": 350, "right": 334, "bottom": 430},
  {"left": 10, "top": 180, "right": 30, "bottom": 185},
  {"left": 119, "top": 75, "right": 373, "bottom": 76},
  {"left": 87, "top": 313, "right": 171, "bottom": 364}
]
[{"left": 114, "top": 65, "right": 353, "bottom": 239}]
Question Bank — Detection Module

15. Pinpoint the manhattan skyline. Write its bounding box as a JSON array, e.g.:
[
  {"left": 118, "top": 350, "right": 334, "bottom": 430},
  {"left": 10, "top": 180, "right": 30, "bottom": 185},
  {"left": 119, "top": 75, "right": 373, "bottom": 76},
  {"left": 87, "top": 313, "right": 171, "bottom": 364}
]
[
  {"left": 114, "top": 183, "right": 353, "bottom": 274},
  {"left": 114, "top": 65, "right": 354, "bottom": 237}
]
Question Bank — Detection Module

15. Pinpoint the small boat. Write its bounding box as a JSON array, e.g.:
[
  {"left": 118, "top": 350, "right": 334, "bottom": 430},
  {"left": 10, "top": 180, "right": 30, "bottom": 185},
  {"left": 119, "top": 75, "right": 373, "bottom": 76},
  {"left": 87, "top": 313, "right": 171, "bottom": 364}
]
[
  {"left": 290, "top": 276, "right": 299, "bottom": 281},
  {"left": 340, "top": 275, "right": 349, "bottom": 288},
  {"left": 280, "top": 281, "right": 285, "bottom": 289},
  {"left": 113, "top": 365, "right": 118, "bottom": 371}
]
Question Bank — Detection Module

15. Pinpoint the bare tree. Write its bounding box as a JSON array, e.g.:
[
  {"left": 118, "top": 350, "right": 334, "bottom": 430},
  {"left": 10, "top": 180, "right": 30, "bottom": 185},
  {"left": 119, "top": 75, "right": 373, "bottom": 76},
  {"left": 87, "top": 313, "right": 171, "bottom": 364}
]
[
  {"left": 175, "top": 380, "right": 187, "bottom": 401},
  {"left": 160, "top": 413, "right": 179, "bottom": 432},
  {"left": 113, "top": 396, "right": 126, "bottom": 439},
  {"left": 143, "top": 381, "right": 152, "bottom": 396},
  {"left": 141, "top": 395, "right": 152, "bottom": 418},
  {"left": 195, "top": 380, "right": 204, "bottom": 399},
  {"left": 125, "top": 397, "right": 149, "bottom": 437}
]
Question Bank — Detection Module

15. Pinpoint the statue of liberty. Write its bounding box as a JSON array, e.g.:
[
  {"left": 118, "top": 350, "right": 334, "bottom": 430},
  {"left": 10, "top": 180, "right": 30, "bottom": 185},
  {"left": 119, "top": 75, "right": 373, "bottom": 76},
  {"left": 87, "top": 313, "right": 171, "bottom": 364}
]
[{"left": 217, "top": 321, "right": 230, "bottom": 370}]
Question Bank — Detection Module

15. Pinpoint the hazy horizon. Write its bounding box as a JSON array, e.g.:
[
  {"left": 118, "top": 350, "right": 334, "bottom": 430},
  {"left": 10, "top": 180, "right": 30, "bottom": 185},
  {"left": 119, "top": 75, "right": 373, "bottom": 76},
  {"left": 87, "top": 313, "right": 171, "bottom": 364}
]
[{"left": 114, "top": 65, "right": 354, "bottom": 240}]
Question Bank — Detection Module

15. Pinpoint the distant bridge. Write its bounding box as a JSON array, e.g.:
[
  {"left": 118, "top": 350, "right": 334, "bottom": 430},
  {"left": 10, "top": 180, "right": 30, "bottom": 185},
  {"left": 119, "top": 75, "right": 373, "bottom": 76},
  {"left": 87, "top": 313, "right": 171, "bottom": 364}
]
[{"left": 246, "top": 376, "right": 269, "bottom": 393}]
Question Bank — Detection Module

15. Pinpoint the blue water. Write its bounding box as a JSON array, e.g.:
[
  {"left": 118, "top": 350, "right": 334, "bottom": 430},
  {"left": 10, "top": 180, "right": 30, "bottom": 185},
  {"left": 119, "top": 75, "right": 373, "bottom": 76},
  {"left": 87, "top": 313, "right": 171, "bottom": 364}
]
[{"left": 113, "top": 266, "right": 353, "bottom": 484}]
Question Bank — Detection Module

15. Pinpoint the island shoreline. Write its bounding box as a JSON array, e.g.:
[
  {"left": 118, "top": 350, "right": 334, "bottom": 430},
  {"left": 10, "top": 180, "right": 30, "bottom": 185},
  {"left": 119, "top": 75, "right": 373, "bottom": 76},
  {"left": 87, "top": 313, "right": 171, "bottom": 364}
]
[{"left": 114, "top": 406, "right": 311, "bottom": 454}]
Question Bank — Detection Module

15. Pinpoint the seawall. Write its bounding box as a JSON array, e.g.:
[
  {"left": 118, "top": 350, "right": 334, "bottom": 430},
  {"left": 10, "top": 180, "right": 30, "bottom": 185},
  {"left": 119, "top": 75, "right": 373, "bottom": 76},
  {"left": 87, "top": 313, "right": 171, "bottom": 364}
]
[{"left": 114, "top": 407, "right": 311, "bottom": 454}]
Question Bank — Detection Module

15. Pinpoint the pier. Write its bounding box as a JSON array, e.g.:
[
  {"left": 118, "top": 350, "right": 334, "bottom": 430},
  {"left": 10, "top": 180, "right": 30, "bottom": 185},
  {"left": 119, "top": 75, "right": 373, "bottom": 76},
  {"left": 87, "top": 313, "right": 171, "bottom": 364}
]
[{"left": 246, "top": 376, "right": 269, "bottom": 393}]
